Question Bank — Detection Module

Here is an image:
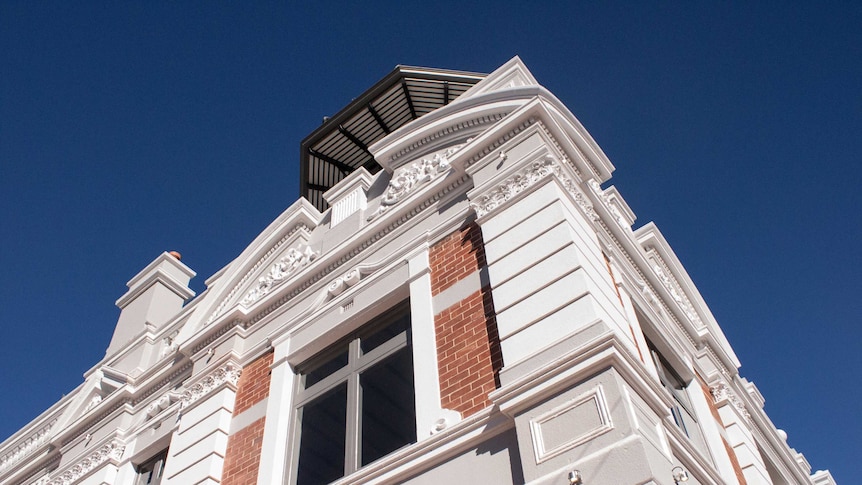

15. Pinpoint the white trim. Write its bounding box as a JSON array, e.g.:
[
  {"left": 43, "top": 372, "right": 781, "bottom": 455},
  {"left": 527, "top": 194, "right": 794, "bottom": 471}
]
[{"left": 529, "top": 385, "right": 613, "bottom": 464}]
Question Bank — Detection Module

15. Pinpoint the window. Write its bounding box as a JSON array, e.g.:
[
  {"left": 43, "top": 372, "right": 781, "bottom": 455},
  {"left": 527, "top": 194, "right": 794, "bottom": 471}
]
[
  {"left": 135, "top": 449, "right": 167, "bottom": 485},
  {"left": 647, "top": 340, "right": 707, "bottom": 451},
  {"left": 293, "top": 302, "right": 416, "bottom": 485}
]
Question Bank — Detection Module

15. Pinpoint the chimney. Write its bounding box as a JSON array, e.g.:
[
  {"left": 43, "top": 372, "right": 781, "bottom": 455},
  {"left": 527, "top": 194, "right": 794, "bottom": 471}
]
[{"left": 106, "top": 251, "right": 195, "bottom": 356}]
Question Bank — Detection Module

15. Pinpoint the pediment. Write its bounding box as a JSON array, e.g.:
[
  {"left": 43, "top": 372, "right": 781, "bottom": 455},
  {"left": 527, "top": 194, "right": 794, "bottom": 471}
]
[
  {"left": 458, "top": 56, "right": 540, "bottom": 98},
  {"left": 176, "top": 199, "right": 322, "bottom": 345}
]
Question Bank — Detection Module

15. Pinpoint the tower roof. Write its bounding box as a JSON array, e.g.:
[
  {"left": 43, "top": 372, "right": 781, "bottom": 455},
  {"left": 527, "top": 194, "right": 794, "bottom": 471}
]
[{"left": 300, "top": 65, "right": 485, "bottom": 211}]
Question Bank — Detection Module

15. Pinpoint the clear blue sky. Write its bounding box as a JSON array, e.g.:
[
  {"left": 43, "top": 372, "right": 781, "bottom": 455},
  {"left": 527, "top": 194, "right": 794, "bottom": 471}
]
[{"left": 1, "top": 2, "right": 859, "bottom": 482}]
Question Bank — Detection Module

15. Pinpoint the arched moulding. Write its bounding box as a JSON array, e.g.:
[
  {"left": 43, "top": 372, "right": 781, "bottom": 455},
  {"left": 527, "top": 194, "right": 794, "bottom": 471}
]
[{"left": 368, "top": 146, "right": 462, "bottom": 221}]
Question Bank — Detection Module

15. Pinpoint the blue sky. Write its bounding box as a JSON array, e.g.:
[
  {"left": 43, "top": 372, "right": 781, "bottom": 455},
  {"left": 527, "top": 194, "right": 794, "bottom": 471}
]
[{"left": 1, "top": 2, "right": 859, "bottom": 482}]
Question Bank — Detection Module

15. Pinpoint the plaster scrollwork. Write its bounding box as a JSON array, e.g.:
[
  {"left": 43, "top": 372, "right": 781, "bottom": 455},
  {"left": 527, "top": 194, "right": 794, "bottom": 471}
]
[
  {"left": 368, "top": 147, "right": 459, "bottom": 221},
  {"left": 145, "top": 391, "right": 184, "bottom": 419},
  {"left": 240, "top": 245, "right": 319, "bottom": 307},
  {"left": 470, "top": 156, "right": 597, "bottom": 220},
  {"left": 327, "top": 268, "right": 362, "bottom": 298},
  {"left": 634, "top": 276, "right": 662, "bottom": 312},
  {"left": 180, "top": 363, "right": 241, "bottom": 409},
  {"left": 161, "top": 330, "right": 179, "bottom": 357},
  {"left": 710, "top": 382, "right": 751, "bottom": 422},
  {"left": 0, "top": 419, "right": 57, "bottom": 474},
  {"left": 650, "top": 262, "right": 703, "bottom": 326},
  {"left": 43, "top": 440, "right": 124, "bottom": 485},
  {"left": 471, "top": 156, "right": 557, "bottom": 217}
]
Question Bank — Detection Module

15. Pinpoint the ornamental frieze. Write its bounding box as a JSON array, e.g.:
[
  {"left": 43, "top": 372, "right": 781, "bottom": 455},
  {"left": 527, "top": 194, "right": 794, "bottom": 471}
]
[
  {"left": 368, "top": 147, "right": 459, "bottom": 221},
  {"left": 37, "top": 439, "right": 124, "bottom": 485},
  {"left": 240, "top": 244, "right": 319, "bottom": 307},
  {"left": 180, "top": 362, "right": 241, "bottom": 408},
  {"left": 470, "top": 155, "right": 597, "bottom": 221}
]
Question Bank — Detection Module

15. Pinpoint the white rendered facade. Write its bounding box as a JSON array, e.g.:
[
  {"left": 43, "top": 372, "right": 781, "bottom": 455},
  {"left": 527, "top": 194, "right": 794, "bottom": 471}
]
[{"left": 0, "top": 58, "right": 837, "bottom": 485}]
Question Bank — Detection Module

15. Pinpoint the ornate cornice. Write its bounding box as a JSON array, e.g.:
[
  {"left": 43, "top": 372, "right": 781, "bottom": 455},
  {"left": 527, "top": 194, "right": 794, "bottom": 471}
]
[
  {"left": 645, "top": 250, "right": 704, "bottom": 328},
  {"left": 710, "top": 382, "right": 751, "bottom": 422},
  {"left": 470, "top": 155, "right": 597, "bottom": 221},
  {"left": 239, "top": 244, "right": 319, "bottom": 307},
  {"left": 0, "top": 418, "right": 57, "bottom": 474},
  {"left": 180, "top": 362, "right": 242, "bottom": 409},
  {"left": 588, "top": 180, "right": 631, "bottom": 231},
  {"left": 40, "top": 439, "right": 124, "bottom": 485}
]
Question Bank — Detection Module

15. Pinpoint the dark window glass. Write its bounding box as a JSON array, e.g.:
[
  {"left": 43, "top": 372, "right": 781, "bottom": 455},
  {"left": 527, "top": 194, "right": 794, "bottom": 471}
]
[
  {"left": 360, "top": 347, "right": 416, "bottom": 465},
  {"left": 294, "top": 302, "right": 415, "bottom": 484},
  {"left": 296, "top": 384, "right": 348, "bottom": 485},
  {"left": 305, "top": 350, "right": 348, "bottom": 388},
  {"left": 360, "top": 312, "right": 410, "bottom": 354},
  {"left": 136, "top": 449, "right": 167, "bottom": 485}
]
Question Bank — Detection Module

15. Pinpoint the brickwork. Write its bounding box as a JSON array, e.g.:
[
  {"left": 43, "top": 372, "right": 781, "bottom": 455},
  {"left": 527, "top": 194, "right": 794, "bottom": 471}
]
[
  {"left": 221, "top": 417, "right": 266, "bottom": 485},
  {"left": 435, "top": 287, "right": 502, "bottom": 416},
  {"left": 429, "top": 222, "right": 486, "bottom": 296},
  {"left": 233, "top": 352, "right": 273, "bottom": 415},
  {"left": 220, "top": 352, "right": 273, "bottom": 485},
  {"left": 430, "top": 222, "right": 502, "bottom": 418}
]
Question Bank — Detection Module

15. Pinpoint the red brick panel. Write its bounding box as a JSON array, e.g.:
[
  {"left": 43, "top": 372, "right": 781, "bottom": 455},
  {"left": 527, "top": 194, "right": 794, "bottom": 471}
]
[
  {"left": 221, "top": 417, "right": 266, "bottom": 485},
  {"left": 429, "top": 222, "right": 486, "bottom": 296},
  {"left": 233, "top": 352, "right": 274, "bottom": 415},
  {"left": 435, "top": 286, "right": 502, "bottom": 417}
]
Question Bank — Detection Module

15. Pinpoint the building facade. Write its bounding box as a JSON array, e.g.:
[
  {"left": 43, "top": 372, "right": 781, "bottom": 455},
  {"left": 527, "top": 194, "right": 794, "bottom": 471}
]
[{"left": 0, "top": 58, "right": 837, "bottom": 485}]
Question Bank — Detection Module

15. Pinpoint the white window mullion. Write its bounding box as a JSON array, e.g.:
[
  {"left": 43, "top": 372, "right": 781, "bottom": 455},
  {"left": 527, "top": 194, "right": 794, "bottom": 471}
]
[{"left": 345, "top": 340, "right": 362, "bottom": 474}]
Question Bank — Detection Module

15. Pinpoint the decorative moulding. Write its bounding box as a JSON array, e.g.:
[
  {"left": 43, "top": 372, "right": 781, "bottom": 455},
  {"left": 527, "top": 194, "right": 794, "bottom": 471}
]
[
  {"left": 368, "top": 146, "right": 460, "bottom": 221},
  {"left": 40, "top": 439, "right": 124, "bottom": 485},
  {"left": 384, "top": 113, "right": 506, "bottom": 169},
  {"left": 709, "top": 382, "right": 751, "bottom": 422},
  {"left": 0, "top": 418, "right": 57, "bottom": 474},
  {"left": 469, "top": 155, "right": 597, "bottom": 221},
  {"left": 206, "top": 222, "right": 312, "bottom": 325},
  {"left": 239, "top": 244, "right": 320, "bottom": 308},
  {"left": 647, "top": 253, "right": 703, "bottom": 328},
  {"left": 529, "top": 385, "right": 613, "bottom": 464},
  {"left": 180, "top": 362, "right": 242, "bottom": 410},
  {"left": 326, "top": 268, "right": 362, "bottom": 299},
  {"left": 145, "top": 391, "right": 184, "bottom": 419},
  {"left": 588, "top": 180, "right": 636, "bottom": 231}
]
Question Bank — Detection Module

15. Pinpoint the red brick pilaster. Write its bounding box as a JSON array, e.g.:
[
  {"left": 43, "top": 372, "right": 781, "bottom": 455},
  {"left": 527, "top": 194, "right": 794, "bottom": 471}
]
[
  {"left": 430, "top": 223, "right": 502, "bottom": 418},
  {"left": 222, "top": 352, "right": 273, "bottom": 485}
]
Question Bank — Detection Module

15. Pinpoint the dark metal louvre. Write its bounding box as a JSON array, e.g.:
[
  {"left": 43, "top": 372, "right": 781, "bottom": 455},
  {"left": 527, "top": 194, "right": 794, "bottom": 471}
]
[{"left": 300, "top": 66, "right": 485, "bottom": 212}]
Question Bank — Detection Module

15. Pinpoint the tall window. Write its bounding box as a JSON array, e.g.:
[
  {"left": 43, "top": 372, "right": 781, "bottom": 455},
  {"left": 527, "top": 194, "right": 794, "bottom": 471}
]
[
  {"left": 293, "top": 302, "right": 416, "bottom": 485},
  {"left": 647, "top": 340, "right": 707, "bottom": 452},
  {"left": 135, "top": 449, "right": 167, "bottom": 485}
]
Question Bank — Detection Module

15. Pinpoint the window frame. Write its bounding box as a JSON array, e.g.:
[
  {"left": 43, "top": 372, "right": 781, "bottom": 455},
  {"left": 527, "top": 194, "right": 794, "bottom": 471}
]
[
  {"left": 290, "top": 300, "right": 416, "bottom": 484},
  {"left": 134, "top": 448, "right": 168, "bottom": 485},
  {"left": 646, "top": 339, "right": 707, "bottom": 452}
]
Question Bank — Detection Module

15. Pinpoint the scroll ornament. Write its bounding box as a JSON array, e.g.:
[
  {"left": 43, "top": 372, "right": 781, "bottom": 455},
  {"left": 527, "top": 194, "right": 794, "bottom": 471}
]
[
  {"left": 471, "top": 157, "right": 557, "bottom": 217},
  {"left": 241, "top": 245, "right": 319, "bottom": 307},
  {"left": 368, "top": 148, "right": 458, "bottom": 220},
  {"left": 327, "top": 269, "right": 362, "bottom": 298}
]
